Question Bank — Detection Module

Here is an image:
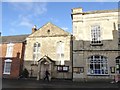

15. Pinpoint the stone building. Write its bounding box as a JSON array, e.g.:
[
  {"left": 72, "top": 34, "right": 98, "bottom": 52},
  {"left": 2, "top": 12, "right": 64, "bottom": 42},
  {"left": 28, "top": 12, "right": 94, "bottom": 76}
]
[
  {"left": 0, "top": 35, "right": 28, "bottom": 78},
  {"left": 71, "top": 7, "right": 120, "bottom": 81},
  {"left": 24, "top": 22, "right": 73, "bottom": 80}
]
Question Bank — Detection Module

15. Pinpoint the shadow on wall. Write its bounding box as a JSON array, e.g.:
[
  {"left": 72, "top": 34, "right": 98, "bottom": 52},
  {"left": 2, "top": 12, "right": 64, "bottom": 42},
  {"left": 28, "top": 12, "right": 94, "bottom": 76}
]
[{"left": 73, "top": 29, "right": 119, "bottom": 51}]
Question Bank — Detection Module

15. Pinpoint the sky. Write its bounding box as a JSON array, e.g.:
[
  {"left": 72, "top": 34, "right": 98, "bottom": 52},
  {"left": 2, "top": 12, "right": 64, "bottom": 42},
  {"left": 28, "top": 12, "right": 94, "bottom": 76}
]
[{"left": 2, "top": 2, "right": 119, "bottom": 36}]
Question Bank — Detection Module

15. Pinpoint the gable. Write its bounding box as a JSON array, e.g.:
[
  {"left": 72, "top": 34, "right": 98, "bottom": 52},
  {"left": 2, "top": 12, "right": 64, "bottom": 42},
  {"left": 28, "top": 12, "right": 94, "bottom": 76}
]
[{"left": 28, "top": 22, "right": 70, "bottom": 37}]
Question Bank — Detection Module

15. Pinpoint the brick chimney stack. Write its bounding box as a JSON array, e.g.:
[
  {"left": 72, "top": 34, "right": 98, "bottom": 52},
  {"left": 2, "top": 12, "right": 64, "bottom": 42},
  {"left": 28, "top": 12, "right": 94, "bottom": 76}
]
[{"left": 32, "top": 25, "right": 37, "bottom": 33}]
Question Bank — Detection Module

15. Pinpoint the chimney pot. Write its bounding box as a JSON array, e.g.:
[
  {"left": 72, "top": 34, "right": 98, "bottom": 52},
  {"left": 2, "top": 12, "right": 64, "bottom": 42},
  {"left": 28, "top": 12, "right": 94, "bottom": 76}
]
[
  {"left": 32, "top": 25, "right": 37, "bottom": 33},
  {"left": 33, "top": 25, "right": 37, "bottom": 29}
]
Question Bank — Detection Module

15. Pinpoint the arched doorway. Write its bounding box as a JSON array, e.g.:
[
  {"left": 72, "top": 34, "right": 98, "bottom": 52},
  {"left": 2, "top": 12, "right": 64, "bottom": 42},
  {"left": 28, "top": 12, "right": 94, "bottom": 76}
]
[
  {"left": 37, "top": 55, "right": 55, "bottom": 80},
  {"left": 40, "top": 60, "right": 50, "bottom": 79}
]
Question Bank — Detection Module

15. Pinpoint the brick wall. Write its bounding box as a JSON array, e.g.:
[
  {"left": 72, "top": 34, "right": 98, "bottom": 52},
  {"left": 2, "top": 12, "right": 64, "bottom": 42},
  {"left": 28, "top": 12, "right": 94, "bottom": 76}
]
[{"left": 1, "top": 42, "right": 25, "bottom": 79}]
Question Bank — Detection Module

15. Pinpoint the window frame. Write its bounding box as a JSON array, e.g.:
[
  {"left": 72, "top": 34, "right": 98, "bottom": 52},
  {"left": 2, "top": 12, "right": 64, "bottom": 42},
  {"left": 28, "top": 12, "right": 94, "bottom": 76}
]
[
  {"left": 90, "top": 25, "right": 103, "bottom": 46},
  {"left": 33, "top": 42, "right": 41, "bottom": 64},
  {"left": 3, "top": 59, "right": 12, "bottom": 74},
  {"left": 56, "top": 41, "right": 65, "bottom": 65},
  {"left": 6, "top": 43, "right": 14, "bottom": 57},
  {"left": 87, "top": 55, "right": 109, "bottom": 75}
]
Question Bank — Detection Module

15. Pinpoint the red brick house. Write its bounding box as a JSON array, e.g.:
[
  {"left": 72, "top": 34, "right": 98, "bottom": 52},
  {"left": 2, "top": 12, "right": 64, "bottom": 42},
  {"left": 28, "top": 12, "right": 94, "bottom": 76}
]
[{"left": 0, "top": 34, "right": 29, "bottom": 79}]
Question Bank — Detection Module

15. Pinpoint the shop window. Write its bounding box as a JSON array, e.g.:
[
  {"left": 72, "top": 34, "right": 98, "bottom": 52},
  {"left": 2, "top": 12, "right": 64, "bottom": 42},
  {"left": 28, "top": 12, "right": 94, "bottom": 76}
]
[{"left": 87, "top": 55, "right": 108, "bottom": 75}]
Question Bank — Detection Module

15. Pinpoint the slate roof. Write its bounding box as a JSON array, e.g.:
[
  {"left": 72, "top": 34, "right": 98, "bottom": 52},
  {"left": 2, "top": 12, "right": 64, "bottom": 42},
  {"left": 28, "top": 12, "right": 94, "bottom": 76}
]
[{"left": 0, "top": 34, "right": 29, "bottom": 44}]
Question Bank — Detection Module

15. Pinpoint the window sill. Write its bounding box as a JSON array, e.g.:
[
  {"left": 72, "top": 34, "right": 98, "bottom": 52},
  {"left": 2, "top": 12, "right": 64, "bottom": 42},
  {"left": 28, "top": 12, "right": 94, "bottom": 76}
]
[
  {"left": 87, "top": 74, "right": 109, "bottom": 76},
  {"left": 3, "top": 72, "right": 10, "bottom": 75},
  {"left": 90, "top": 43, "right": 103, "bottom": 46},
  {"left": 5, "top": 56, "right": 13, "bottom": 58}
]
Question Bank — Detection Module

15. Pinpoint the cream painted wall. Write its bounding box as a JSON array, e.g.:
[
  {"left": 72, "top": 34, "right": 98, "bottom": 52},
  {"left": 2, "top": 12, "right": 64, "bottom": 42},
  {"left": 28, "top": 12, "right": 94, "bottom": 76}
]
[{"left": 72, "top": 11, "right": 118, "bottom": 41}]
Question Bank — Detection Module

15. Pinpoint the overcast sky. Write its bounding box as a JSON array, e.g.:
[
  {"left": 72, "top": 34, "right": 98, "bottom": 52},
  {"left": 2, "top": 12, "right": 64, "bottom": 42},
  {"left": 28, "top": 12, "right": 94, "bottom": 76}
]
[{"left": 2, "top": 2, "right": 118, "bottom": 36}]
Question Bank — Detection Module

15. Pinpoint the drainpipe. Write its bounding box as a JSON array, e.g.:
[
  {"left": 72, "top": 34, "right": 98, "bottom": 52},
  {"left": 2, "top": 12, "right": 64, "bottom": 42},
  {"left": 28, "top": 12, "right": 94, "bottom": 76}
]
[{"left": 71, "top": 35, "right": 73, "bottom": 81}]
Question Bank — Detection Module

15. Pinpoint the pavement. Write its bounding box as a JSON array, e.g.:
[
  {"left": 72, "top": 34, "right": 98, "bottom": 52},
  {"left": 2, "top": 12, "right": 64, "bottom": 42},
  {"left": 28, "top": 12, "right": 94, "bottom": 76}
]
[{"left": 1, "top": 78, "right": 120, "bottom": 89}]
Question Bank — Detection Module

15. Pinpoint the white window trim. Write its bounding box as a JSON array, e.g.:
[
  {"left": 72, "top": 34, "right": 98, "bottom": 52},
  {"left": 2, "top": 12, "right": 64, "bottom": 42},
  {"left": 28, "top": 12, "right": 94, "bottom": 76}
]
[
  {"left": 6, "top": 43, "right": 14, "bottom": 57},
  {"left": 3, "top": 59, "right": 12, "bottom": 74},
  {"left": 56, "top": 41, "right": 65, "bottom": 65},
  {"left": 33, "top": 42, "right": 41, "bottom": 64},
  {"left": 90, "top": 25, "right": 102, "bottom": 44},
  {"left": 87, "top": 55, "right": 109, "bottom": 75}
]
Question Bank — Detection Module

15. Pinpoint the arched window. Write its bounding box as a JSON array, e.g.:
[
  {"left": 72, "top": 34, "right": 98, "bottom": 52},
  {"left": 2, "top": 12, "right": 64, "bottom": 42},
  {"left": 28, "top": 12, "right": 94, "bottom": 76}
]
[
  {"left": 33, "top": 42, "right": 40, "bottom": 64},
  {"left": 87, "top": 55, "right": 108, "bottom": 75},
  {"left": 56, "top": 41, "right": 64, "bottom": 65},
  {"left": 116, "top": 56, "right": 120, "bottom": 74},
  {"left": 3, "top": 59, "right": 12, "bottom": 74}
]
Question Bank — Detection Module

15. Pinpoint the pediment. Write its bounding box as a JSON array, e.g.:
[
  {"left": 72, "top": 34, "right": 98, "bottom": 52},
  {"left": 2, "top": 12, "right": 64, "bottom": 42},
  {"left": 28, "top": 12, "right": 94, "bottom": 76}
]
[
  {"left": 38, "top": 55, "right": 55, "bottom": 64},
  {"left": 28, "top": 22, "right": 70, "bottom": 37}
]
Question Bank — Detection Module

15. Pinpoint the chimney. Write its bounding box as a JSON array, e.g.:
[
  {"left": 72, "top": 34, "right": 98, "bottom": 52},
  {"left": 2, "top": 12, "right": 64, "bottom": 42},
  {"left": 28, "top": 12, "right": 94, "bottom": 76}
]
[
  {"left": 32, "top": 25, "right": 37, "bottom": 33},
  {"left": 113, "top": 22, "right": 116, "bottom": 30},
  {"left": 72, "top": 7, "right": 83, "bottom": 14}
]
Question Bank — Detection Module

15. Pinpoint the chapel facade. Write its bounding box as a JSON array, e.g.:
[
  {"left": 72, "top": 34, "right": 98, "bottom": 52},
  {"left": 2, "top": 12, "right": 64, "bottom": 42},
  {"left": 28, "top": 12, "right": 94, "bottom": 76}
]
[{"left": 24, "top": 22, "right": 73, "bottom": 80}]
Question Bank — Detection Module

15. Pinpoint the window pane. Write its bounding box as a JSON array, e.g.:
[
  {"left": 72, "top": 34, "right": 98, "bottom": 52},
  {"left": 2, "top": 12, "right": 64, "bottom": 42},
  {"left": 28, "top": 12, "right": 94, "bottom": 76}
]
[
  {"left": 116, "top": 60, "right": 119, "bottom": 63},
  {"left": 56, "top": 41, "right": 64, "bottom": 54},
  {"left": 90, "top": 64, "right": 93, "bottom": 69},
  {"left": 34, "top": 43, "right": 36, "bottom": 47},
  {"left": 38, "top": 43, "right": 40, "bottom": 47},
  {"left": 95, "top": 64, "right": 100, "bottom": 69}
]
